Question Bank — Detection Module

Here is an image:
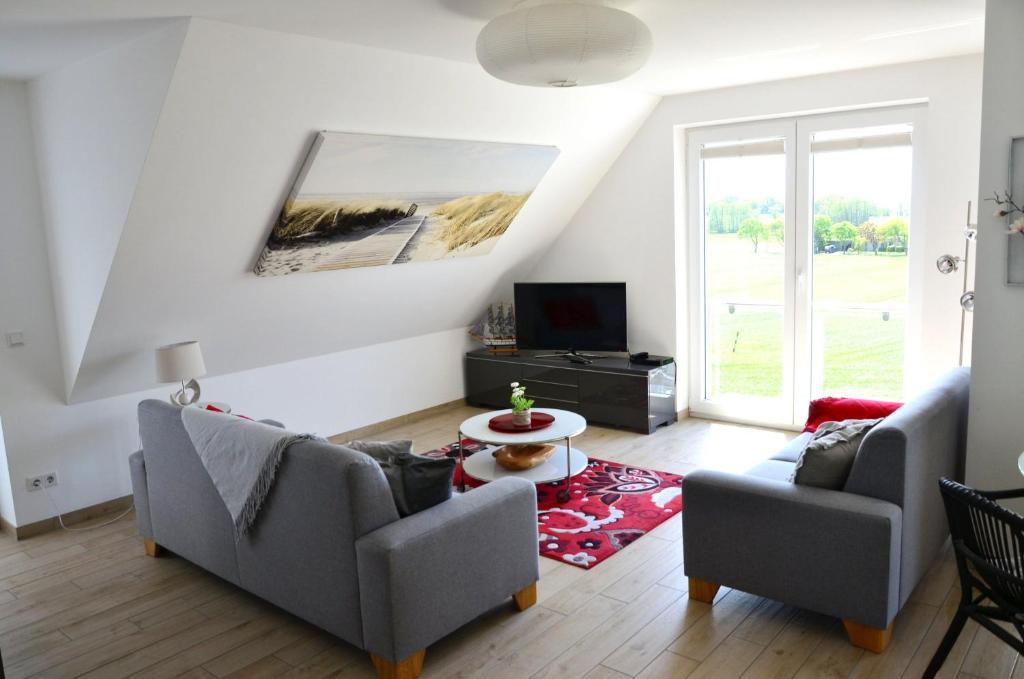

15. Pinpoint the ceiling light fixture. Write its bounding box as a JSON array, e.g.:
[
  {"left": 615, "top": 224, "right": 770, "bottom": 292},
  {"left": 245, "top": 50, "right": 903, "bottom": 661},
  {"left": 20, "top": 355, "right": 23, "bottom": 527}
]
[{"left": 476, "top": 2, "right": 652, "bottom": 88}]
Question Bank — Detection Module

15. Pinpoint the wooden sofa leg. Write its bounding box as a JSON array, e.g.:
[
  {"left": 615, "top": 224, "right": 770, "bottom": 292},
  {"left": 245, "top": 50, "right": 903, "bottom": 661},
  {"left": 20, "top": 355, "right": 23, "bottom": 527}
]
[
  {"left": 688, "top": 577, "right": 720, "bottom": 604},
  {"left": 843, "top": 619, "right": 893, "bottom": 653},
  {"left": 370, "top": 650, "right": 425, "bottom": 679},
  {"left": 513, "top": 582, "right": 537, "bottom": 611},
  {"left": 143, "top": 539, "right": 163, "bottom": 557}
]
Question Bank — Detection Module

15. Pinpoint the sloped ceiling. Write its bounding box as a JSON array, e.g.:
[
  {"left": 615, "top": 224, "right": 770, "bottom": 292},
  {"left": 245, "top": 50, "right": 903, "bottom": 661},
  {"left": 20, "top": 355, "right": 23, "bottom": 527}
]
[
  {"left": 0, "top": 18, "right": 173, "bottom": 79},
  {"left": 1, "top": 1, "right": 984, "bottom": 95},
  {"left": 64, "top": 18, "right": 657, "bottom": 402},
  {"left": 29, "top": 21, "right": 188, "bottom": 400}
]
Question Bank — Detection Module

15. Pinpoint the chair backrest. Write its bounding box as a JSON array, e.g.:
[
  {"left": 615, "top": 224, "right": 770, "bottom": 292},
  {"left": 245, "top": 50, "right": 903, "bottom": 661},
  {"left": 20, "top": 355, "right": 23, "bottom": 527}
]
[
  {"left": 842, "top": 367, "right": 970, "bottom": 607},
  {"left": 939, "top": 477, "right": 1024, "bottom": 610}
]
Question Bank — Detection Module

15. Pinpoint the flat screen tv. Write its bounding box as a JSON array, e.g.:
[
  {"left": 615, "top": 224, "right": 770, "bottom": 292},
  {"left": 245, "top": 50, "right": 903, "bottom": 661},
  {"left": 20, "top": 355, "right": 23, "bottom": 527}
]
[{"left": 514, "top": 282, "right": 627, "bottom": 352}]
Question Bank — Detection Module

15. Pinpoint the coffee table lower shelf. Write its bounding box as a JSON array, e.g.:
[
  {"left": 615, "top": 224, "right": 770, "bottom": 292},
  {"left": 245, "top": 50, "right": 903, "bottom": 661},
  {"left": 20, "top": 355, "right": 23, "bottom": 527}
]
[{"left": 462, "top": 446, "right": 589, "bottom": 486}]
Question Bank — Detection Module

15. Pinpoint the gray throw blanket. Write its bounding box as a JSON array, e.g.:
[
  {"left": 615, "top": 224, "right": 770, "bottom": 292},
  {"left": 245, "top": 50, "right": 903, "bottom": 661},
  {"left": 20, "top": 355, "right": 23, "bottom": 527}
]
[{"left": 181, "top": 407, "right": 319, "bottom": 539}]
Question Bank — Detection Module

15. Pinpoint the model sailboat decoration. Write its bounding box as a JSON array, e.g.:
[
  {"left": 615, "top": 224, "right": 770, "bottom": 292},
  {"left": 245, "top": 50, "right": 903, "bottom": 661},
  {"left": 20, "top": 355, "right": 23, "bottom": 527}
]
[{"left": 470, "top": 302, "right": 517, "bottom": 353}]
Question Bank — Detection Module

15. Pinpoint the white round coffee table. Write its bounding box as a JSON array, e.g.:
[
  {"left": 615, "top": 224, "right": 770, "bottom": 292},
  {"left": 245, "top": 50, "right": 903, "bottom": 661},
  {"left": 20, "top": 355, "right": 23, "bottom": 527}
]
[{"left": 457, "top": 408, "right": 587, "bottom": 502}]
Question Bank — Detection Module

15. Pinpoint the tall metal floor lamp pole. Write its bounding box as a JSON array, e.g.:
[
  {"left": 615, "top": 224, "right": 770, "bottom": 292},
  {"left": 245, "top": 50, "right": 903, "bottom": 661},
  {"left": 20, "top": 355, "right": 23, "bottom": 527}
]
[{"left": 936, "top": 201, "right": 977, "bottom": 366}]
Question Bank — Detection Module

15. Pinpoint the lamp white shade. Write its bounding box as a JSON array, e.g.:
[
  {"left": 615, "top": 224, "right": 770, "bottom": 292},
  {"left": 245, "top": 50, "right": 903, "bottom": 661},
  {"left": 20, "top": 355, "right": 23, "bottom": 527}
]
[
  {"left": 476, "top": 3, "right": 652, "bottom": 88},
  {"left": 155, "top": 341, "right": 207, "bottom": 383}
]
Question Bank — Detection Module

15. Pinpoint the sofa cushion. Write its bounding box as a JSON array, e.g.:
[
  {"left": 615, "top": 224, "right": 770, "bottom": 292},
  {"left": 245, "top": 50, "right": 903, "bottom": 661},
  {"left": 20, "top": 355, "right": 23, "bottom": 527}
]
[
  {"left": 746, "top": 459, "right": 798, "bottom": 483},
  {"left": 345, "top": 440, "right": 455, "bottom": 517},
  {"left": 772, "top": 433, "right": 813, "bottom": 463},
  {"left": 803, "top": 397, "right": 902, "bottom": 433},
  {"left": 792, "top": 418, "right": 881, "bottom": 489}
]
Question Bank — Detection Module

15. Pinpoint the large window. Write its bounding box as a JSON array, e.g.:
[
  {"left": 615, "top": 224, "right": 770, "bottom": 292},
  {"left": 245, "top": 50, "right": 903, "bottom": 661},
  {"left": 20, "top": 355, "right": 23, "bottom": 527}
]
[{"left": 686, "top": 107, "right": 921, "bottom": 426}]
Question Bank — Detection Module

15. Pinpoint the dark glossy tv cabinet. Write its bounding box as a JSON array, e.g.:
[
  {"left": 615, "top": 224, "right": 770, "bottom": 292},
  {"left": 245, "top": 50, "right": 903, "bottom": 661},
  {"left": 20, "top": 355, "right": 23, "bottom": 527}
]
[{"left": 464, "top": 350, "right": 677, "bottom": 434}]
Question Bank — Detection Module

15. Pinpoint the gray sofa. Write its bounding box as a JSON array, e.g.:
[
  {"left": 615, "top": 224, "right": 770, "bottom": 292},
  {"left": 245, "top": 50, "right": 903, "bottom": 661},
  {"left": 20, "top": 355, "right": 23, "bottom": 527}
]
[
  {"left": 682, "top": 368, "right": 969, "bottom": 653},
  {"left": 129, "top": 399, "right": 539, "bottom": 679}
]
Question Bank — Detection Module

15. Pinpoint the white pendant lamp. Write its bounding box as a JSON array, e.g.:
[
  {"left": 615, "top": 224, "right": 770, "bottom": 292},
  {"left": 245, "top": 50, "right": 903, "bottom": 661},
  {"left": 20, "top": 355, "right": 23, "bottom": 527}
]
[{"left": 476, "top": 2, "right": 653, "bottom": 88}]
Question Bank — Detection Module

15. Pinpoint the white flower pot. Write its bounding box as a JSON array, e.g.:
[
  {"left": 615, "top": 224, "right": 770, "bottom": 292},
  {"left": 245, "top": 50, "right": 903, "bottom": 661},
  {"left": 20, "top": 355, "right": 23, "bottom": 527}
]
[{"left": 512, "top": 409, "right": 532, "bottom": 426}]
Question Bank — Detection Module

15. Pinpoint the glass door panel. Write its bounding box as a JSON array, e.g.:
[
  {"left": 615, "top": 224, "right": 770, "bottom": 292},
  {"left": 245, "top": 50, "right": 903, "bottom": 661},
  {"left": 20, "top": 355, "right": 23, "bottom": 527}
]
[
  {"left": 699, "top": 136, "right": 790, "bottom": 415},
  {"left": 808, "top": 126, "right": 912, "bottom": 401}
]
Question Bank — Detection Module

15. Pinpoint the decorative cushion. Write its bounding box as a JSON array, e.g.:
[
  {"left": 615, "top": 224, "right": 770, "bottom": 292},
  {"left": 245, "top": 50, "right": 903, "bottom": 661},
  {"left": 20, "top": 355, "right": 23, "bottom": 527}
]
[
  {"left": 791, "top": 418, "right": 882, "bottom": 489},
  {"left": 803, "top": 397, "right": 902, "bottom": 433},
  {"left": 345, "top": 440, "right": 455, "bottom": 516}
]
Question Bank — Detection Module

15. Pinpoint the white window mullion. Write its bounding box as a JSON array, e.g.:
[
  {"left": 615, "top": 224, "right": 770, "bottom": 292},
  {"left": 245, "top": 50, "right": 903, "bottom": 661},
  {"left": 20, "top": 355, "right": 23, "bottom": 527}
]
[
  {"left": 781, "top": 120, "right": 799, "bottom": 427},
  {"left": 792, "top": 121, "right": 814, "bottom": 425}
]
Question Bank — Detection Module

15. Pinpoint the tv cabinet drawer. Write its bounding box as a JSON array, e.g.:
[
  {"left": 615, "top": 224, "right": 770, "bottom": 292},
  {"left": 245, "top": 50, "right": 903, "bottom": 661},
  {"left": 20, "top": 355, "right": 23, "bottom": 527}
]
[
  {"left": 521, "top": 365, "right": 578, "bottom": 386},
  {"left": 465, "top": 358, "right": 521, "bottom": 409},
  {"left": 531, "top": 396, "right": 581, "bottom": 410},
  {"left": 521, "top": 380, "right": 578, "bottom": 403},
  {"left": 578, "top": 372, "right": 650, "bottom": 431}
]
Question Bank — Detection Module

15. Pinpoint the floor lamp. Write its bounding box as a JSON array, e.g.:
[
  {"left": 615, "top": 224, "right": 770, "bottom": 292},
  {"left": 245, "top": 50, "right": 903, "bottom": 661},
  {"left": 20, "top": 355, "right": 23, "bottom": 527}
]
[{"left": 935, "top": 202, "right": 976, "bottom": 366}]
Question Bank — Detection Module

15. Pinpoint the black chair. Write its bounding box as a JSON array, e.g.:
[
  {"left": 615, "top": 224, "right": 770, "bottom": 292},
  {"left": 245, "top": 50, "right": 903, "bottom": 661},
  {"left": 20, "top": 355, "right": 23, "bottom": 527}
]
[{"left": 925, "top": 477, "right": 1024, "bottom": 678}]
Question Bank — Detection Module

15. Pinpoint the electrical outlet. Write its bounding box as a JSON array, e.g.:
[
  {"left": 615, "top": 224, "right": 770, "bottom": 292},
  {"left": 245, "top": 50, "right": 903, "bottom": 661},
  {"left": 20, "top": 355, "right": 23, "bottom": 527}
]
[{"left": 25, "top": 472, "right": 57, "bottom": 492}]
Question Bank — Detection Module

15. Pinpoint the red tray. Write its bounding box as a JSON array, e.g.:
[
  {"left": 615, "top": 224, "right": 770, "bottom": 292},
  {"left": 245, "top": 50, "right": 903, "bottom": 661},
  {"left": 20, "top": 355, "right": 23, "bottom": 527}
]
[{"left": 488, "top": 412, "right": 555, "bottom": 433}]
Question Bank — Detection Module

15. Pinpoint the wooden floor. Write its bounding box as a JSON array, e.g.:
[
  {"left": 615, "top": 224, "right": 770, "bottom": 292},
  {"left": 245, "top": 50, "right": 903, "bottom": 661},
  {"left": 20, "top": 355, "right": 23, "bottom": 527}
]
[{"left": 0, "top": 406, "right": 1007, "bottom": 678}]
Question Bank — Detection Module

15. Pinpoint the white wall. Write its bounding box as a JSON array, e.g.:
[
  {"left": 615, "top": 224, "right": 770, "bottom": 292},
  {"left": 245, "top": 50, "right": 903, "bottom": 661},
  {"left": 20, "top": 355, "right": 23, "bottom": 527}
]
[
  {"left": 1, "top": 20, "right": 656, "bottom": 527},
  {"left": 966, "top": 0, "right": 1024, "bottom": 493},
  {"left": 0, "top": 420, "right": 13, "bottom": 525},
  {"left": 57, "top": 18, "right": 658, "bottom": 403},
  {"left": 2, "top": 320, "right": 471, "bottom": 527},
  {"left": 29, "top": 21, "right": 188, "bottom": 400},
  {"left": 530, "top": 56, "right": 983, "bottom": 411},
  {"left": 0, "top": 79, "right": 61, "bottom": 526},
  {"left": 4, "top": 78, "right": 473, "bottom": 526}
]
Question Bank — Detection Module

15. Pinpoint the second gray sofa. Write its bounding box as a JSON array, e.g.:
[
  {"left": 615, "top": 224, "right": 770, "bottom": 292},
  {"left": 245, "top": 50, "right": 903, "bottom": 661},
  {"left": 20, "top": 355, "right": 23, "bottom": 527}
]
[
  {"left": 682, "top": 368, "right": 969, "bottom": 653},
  {"left": 129, "top": 399, "right": 540, "bottom": 679}
]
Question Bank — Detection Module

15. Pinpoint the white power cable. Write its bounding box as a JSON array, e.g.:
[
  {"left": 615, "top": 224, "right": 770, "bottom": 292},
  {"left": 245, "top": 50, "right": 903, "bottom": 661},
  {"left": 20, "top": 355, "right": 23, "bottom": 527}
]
[
  {"left": 40, "top": 484, "right": 134, "bottom": 532},
  {"left": 35, "top": 433, "right": 141, "bottom": 532}
]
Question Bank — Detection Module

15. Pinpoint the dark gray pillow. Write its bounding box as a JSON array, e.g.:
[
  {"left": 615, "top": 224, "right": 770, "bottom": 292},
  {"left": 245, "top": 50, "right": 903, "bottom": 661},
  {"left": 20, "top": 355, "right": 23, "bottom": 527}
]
[
  {"left": 346, "top": 440, "right": 455, "bottom": 516},
  {"left": 790, "top": 419, "right": 881, "bottom": 489}
]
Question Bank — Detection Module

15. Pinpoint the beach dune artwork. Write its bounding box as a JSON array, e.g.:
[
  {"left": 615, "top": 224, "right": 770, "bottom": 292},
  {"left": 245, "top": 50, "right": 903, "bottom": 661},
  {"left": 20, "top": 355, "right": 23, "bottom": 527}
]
[{"left": 254, "top": 132, "right": 560, "bottom": 276}]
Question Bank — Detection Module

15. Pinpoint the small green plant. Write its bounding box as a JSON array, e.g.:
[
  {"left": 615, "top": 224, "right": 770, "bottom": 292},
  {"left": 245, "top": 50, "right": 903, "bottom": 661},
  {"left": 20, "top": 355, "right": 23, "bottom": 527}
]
[{"left": 509, "top": 382, "right": 534, "bottom": 414}]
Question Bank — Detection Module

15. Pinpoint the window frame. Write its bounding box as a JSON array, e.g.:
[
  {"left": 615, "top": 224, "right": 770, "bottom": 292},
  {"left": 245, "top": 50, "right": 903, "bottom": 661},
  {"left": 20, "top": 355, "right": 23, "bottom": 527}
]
[{"left": 685, "top": 105, "right": 926, "bottom": 428}]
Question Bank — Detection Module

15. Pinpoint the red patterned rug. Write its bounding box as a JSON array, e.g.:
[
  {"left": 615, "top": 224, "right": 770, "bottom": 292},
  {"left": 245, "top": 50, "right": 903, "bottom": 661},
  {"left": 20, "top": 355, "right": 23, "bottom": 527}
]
[{"left": 421, "top": 440, "right": 683, "bottom": 569}]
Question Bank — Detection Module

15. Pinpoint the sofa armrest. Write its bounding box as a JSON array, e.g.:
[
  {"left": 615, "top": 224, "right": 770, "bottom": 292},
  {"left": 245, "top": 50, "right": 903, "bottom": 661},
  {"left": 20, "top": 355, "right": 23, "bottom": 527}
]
[
  {"left": 128, "top": 450, "right": 153, "bottom": 539},
  {"left": 683, "top": 470, "right": 902, "bottom": 629},
  {"left": 356, "top": 477, "right": 538, "bottom": 662}
]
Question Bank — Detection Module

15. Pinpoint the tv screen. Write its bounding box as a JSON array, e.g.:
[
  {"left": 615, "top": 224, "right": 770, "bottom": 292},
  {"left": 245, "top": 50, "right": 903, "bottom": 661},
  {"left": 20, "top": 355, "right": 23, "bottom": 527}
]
[{"left": 514, "top": 282, "right": 627, "bottom": 352}]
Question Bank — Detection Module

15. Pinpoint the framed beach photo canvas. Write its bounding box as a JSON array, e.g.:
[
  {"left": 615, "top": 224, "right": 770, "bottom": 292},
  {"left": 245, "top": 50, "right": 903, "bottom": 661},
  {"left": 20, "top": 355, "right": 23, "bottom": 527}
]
[{"left": 254, "top": 132, "right": 559, "bottom": 276}]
